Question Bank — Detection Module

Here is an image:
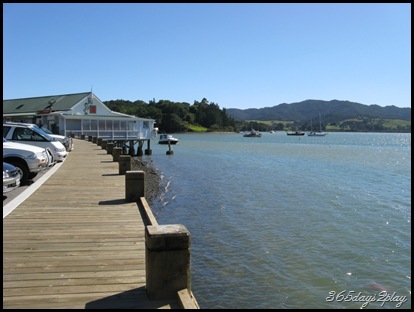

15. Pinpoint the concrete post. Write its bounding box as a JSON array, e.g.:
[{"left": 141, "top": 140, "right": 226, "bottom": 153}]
[
  {"left": 145, "top": 140, "right": 152, "bottom": 155},
  {"left": 101, "top": 140, "right": 107, "bottom": 149},
  {"left": 129, "top": 140, "right": 135, "bottom": 156},
  {"left": 119, "top": 155, "right": 131, "bottom": 175},
  {"left": 81, "top": 134, "right": 85, "bottom": 140},
  {"left": 125, "top": 170, "right": 145, "bottom": 202},
  {"left": 137, "top": 147, "right": 144, "bottom": 156},
  {"left": 97, "top": 137, "right": 103, "bottom": 146},
  {"left": 122, "top": 145, "right": 128, "bottom": 155},
  {"left": 88, "top": 135, "right": 93, "bottom": 142},
  {"left": 145, "top": 224, "right": 191, "bottom": 300},
  {"left": 112, "top": 147, "right": 122, "bottom": 162},
  {"left": 92, "top": 136, "right": 97, "bottom": 144},
  {"left": 106, "top": 142, "right": 114, "bottom": 155},
  {"left": 166, "top": 140, "right": 174, "bottom": 155}
]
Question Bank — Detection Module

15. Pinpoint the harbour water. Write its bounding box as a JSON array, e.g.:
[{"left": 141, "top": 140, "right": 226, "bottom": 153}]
[{"left": 142, "top": 132, "right": 411, "bottom": 309}]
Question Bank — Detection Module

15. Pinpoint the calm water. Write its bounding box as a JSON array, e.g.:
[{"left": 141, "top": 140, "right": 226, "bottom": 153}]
[{"left": 141, "top": 132, "right": 411, "bottom": 309}]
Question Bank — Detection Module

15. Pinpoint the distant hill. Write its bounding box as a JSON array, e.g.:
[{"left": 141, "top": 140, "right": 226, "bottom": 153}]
[{"left": 226, "top": 100, "right": 411, "bottom": 122}]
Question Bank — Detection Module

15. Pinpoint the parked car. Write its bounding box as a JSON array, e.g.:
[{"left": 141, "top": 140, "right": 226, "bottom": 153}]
[
  {"left": 12, "top": 122, "right": 74, "bottom": 152},
  {"left": 3, "top": 122, "right": 67, "bottom": 163},
  {"left": 39, "top": 125, "right": 74, "bottom": 152},
  {"left": 3, "top": 162, "right": 21, "bottom": 193},
  {"left": 3, "top": 138, "right": 49, "bottom": 184}
]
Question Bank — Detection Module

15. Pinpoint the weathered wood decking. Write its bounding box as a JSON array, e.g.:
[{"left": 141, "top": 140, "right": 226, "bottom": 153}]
[{"left": 3, "top": 138, "right": 181, "bottom": 309}]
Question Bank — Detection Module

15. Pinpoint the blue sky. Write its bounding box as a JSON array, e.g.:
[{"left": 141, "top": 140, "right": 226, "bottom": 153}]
[{"left": 3, "top": 3, "right": 411, "bottom": 109}]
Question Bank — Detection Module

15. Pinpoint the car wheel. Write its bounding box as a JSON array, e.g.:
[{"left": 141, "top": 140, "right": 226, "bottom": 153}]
[
  {"left": 8, "top": 160, "right": 30, "bottom": 185},
  {"left": 28, "top": 172, "right": 38, "bottom": 179}
]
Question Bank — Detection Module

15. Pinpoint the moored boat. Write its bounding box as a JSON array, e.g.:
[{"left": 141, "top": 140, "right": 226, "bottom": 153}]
[
  {"left": 243, "top": 129, "right": 262, "bottom": 137},
  {"left": 308, "top": 113, "right": 328, "bottom": 136},
  {"left": 159, "top": 134, "right": 179, "bottom": 145},
  {"left": 286, "top": 128, "right": 305, "bottom": 136}
]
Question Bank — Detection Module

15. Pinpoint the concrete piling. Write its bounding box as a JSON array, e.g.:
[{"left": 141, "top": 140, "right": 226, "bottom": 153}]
[
  {"left": 125, "top": 170, "right": 145, "bottom": 202},
  {"left": 118, "top": 155, "right": 131, "bottom": 175},
  {"left": 106, "top": 142, "right": 114, "bottom": 155},
  {"left": 145, "top": 140, "right": 152, "bottom": 155},
  {"left": 112, "top": 147, "right": 122, "bottom": 162},
  {"left": 166, "top": 140, "right": 174, "bottom": 155},
  {"left": 145, "top": 224, "right": 191, "bottom": 300}
]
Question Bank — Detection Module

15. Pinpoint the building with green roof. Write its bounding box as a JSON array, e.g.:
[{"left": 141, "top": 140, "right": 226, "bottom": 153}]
[{"left": 3, "top": 92, "right": 157, "bottom": 142}]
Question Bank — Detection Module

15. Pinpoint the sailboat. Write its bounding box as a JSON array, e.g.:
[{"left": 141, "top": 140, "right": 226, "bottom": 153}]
[{"left": 308, "top": 113, "right": 328, "bottom": 136}]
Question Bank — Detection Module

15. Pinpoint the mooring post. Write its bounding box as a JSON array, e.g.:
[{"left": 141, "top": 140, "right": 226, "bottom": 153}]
[
  {"left": 145, "top": 224, "right": 191, "bottom": 300},
  {"left": 101, "top": 140, "right": 107, "bottom": 150},
  {"left": 112, "top": 147, "right": 122, "bottom": 162},
  {"left": 106, "top": 142, "right": 114, "bottom": 155},
  {"left": 166, "top": 140, "right": 174, "bottom": 155},
  {"left": 125, "top": 170, "right": 145, "bottom": 202},
  {"left": 119, "top": 155, "right": 131, "bottom": 175}
]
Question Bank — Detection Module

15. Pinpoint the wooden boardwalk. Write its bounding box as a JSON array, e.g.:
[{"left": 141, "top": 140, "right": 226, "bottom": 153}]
[{"left": 3, "top": 139, "right": 181, "bottom": 309}]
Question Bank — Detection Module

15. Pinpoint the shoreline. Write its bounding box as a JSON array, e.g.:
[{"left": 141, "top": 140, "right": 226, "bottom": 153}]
[{"left": 131, "top": 158, "right": 161, "bottom": 203}]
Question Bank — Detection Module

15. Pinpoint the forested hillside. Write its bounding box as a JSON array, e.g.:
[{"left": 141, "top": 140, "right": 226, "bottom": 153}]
[
  {"left": 104, "top": 98, "right": 237, "bottom": 133},
  {"left": 226, "top": 99, "right": 411, "bottom": 122},
  {"left": 104, "top": 98, "right": 411, "bottom": 133}
]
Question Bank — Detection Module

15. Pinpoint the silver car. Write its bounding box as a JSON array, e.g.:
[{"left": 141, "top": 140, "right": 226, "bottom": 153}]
[{"left": 3, "top": 162, "right": 21, "bottom": 193}]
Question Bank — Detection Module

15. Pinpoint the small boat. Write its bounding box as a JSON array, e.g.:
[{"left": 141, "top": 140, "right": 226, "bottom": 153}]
[
  {"left": 243, "top": 129, "right": 262, "bottom": 137},
  {"left": 159, "top": 134, "right": 179, "bottom": 145},
  {"left": 308, "top": 131, "right": 327, "bottom": 137},
  {"left": 286, "top": 128, "right": 305, "bottom": 136}
]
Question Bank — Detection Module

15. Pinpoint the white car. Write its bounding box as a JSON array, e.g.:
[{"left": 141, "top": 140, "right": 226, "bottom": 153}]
[
  {"left": 3, "top": 138, "right": 49, "bottom": 184},
  {"left": 39, "top": 125, "right": 74, "bottom": 152},
  {"left": 3, "top": 122, "right": 67, "bottom": 163}
]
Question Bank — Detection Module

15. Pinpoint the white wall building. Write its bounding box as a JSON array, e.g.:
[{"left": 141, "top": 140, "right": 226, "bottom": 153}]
[{"left": 3, "top": 91, "right": 157, "bottom": 140}]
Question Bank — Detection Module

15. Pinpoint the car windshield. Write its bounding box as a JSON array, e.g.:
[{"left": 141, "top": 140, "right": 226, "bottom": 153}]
[
  {"left": 40, "top": 126, "right": 52, "bottom": 134},
  {"left": 32, "top": 125, "right": 54, "bottom": 141}
]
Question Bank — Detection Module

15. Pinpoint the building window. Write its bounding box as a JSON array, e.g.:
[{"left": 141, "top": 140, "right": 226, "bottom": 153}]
[{"left": 143, "top": 121, "right": 149, "bottom": 129}]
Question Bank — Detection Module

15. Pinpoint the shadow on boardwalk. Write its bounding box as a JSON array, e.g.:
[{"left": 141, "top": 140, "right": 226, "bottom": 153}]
[{"left": 85, "top": 287, "right": 179, "bottom": 309}]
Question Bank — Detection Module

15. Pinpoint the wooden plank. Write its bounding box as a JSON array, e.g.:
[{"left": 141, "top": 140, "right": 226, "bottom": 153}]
[
  {"left": 2, "top": 138, "right": 182, "bottom": 309},
  {"left": 177, "top": 288, "right": 201, "bottom": 309}
]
